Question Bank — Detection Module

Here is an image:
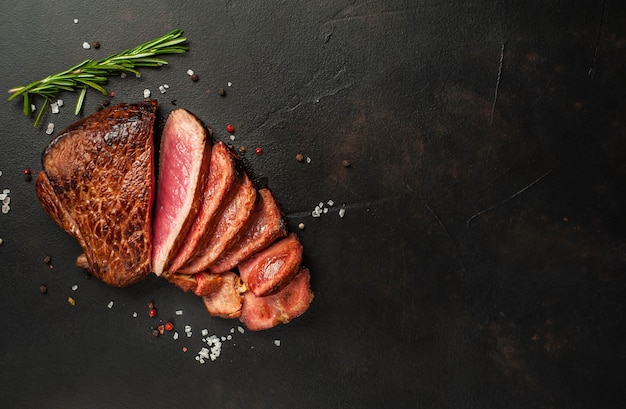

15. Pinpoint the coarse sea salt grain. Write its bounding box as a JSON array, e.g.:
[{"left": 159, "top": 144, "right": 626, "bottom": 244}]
[
  {"left": 274, "top": 340, "right": 281, "bottom": 347},
  {"left": 143, "top": 89, "right": 151, "bottom": 98},
  {"left": 57, "top": 99, "right": 64, "bottom": 107},
  {"left": 46, "top": 123, "right": 55, "bottom": 135},
  {"left": 50, "top": 102, "right": 59, "bottom": 114},
  {"left": 0, "top": 194, "right": 5, "bottom": 201},
  {"left": 82, "top": 42, "right": 91, "bottom": 49},
  {"left": 175, "top": 309, "right": 183, "bottom": 315},
  {"left": 339, "top": 208, "right": 346, "bottom": 218},
  {"left": 173, "top": 331, "right": 179, "bottom": 340},
  {"left": 237, "top": 326, "right": 245, "bottom": 333},
  {"left": 132, "top": 312, "right": 138, "bottom": 318},
  {"left": 71, "top": 284, "right": 78, "bottom": 291},
  {"left": 158, "top": 85, "right": 166, "bottom": 94},
  {"left": 107, "top": 301, "right": 114, "bottom": 309},
  {"left": 73, "top": 18, "right": 78, "bottom": 23},
  {"left": 187, "top": 69, "right": 194, "bottom": 76}
]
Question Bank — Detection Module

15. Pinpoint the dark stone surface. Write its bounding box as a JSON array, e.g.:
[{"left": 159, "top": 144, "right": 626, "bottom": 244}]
[{"left": 1, "top": 1, "right": 625, "bottom": 408}]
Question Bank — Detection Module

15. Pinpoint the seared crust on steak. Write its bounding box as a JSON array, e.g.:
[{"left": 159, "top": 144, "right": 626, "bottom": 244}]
[{"left": 35, "top": 101, "right": 157, "bottom": 287}]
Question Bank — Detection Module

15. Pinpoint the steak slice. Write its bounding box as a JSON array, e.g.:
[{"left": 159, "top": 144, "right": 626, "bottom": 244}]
[
  {"left": 35, "top": 101, "right": 157, "bottom": 287},
  {"left": 208, "top": 188, "right": 287, "bottom": 274},
  {"left": 238, "top": 233, "right": 303, "bottom": 297},
  {"left": 152, "top": 108, "right": 212, "bottom": 276},
  {"left": 167, "top": 142, "right": 240, "bottom": 273},
  {"left": 239, "top": 268, "right": 314, "bottom": 331},
  {"left": 202, "top": 272, "right": 244, "bottom": 319},
  {"left": 178, "top": 173, "right": 257, "bottom": 274}
]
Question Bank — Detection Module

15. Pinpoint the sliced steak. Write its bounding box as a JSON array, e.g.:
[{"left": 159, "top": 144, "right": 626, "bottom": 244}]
[
  {"left": 35, "top": 101, "right": 157, "bottom": 287},
  {"left": 208, "top": 188, "right": 287, "bottom": 274},
  {"left": 239, "top": 267, "right": 314, "bottom": 331},
  {"left": 202, "top": 272, "right": 244, "bottom": 319},
  {"left": 162, "top": 271, "right": 197, "bottom": 293},
  {"left": 178, "top": 173, "right": 257, "bottom": 274},
  {"left": 238, "top": 233, "right": 303, "bottom": 297},
  {"left": 151, "top": 108, "right": 212, "bottom": 276},
  {"left": 167, "top": 142, "right": 240, "bottom": 273}
]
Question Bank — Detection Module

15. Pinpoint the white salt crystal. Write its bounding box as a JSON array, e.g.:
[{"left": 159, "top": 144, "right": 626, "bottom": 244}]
[
  {"left": 82, "top": 42, "right": 90, "bottom": 49},
  {"left": 323, "top": 207, "right": 328, "bottom": 214},
  {"left": 50, "top": 102, "right": 59, "bottom": 114},
  {"left": 143, "top": 89, "right": 151, "bottom": 98},
  {"left": 173, "top": 331, "right": 179, "bottom": 340},
  {"left": 306, "top": 156, "right": 312, "bottom": 163},
  {"left": 227, "top": 82, "right": 232, "bottom": 87},
  {"left": 201, "top": 328, "right": 209, "bottom": 336},
  {"left": 73, "top": 18, "right": 78, "bottom": 24},
  {"left": 227, "top": 335, "right": 232, "bottom": 340},
  {"left": 175, "top": 309, "right": 183, "bottom": 315},
  {"left": 339, "top": 208, "right": 346, "bottom": 218},
  {"left": 187, "top": 69, "right": 194, "bottom": 76},
  {"left": 71, "top": 284, "right": 78, "bottom": 291},
  {"left": 0, "top": 194, "right": 5, "bottom": 201},
  {"left": 57, "top": 99, "right": 64, "bottom": 107},
  {"left": 3, "top": 189, "right": 10, "bottom": 194},
  {"left": 132, "top": 312, "right": 138, "bottom": 318},
  {"left": 237, "top": 326, "right": 244, "bottom": 333},
  {"left": 158, "top": 85, "right": 166, "bottom": 94},
  {"left": 1, "top": 204, "right": 9, "bottom": 214},
  {"left": 229, "top": 134, "right": 235, "bottom": 141},
  {"left": 31, "top": 104, "right": 36, "bottom": 112},
  {"left": 45, "top": 123, "right": 54, "bottom": 135},
  {"left": 107, "top": 301, "right": 114, "bottom": 309},
  {"left": 327, "top": 200, "right": 335, "bottom": 206},
  {"left": 274, "top": 339, "right": 281, "bottom": 347}
]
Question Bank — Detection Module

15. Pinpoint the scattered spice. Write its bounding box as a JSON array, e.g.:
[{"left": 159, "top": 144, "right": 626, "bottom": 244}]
[
  {"left": 91, "top": 41, "right": 101, "bottom": 49},
  {"left": 39, "top": 284, "right": 47, "bottom": 294},
  {"left": 157, "top": 324, "right": 165, "bottom": 335},
  {"left": 23, "top": 168, "right": 32, "bottom": 182},
  {"left": 152, "top": 328, "right": 160, "bottom": 337},
  {"left": 218, "top": 87, "right": 226, "bottom": 97},
  {"left": 295, "top": 153, "right": 304, "bottom": 162},
  {"left": 68, "top": 297, "right": 76, "bottom": 306},
  {"left": 43, "top": 255, "right": 52, "bottom": 264},
  {"left": 298, "top": 222, "right": 305, "bottom": 230},
  {"left": 182, "top": 347, "right": 188, "bottom": 352},
  {"left": 238, "top": 146, "right": 246, "bottom": 154},
  {"left": 165, "top": 321, "right": 174, "bottom": 331},
  {"left": 226, "top": 124, "right": 234, "bottom": 133},
  {"left": 255, "top": 147, "right": 263, "bottom": 155},
  {"left": 149, "top": 308, "right": 157, "bottom": 318},
  {"left": 341, "top": 159, "right": 352, "bottom": 168},
  {"left": 0, "top": 238, "right": 4, "bottom": 246},
  {"left": 109, "top": 91, "right": 115, "bottom": 97},
  {"left": 190, "top": 73, "right": 199, "bottom": 82}
]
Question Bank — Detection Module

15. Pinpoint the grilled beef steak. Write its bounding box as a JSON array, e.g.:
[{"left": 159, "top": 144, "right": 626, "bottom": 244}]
[
  {"left": 151, "top": 108, "right": 212, "bottom": 276},
  {"left": 167, "top": 141, "right": 240, "bottom": 273},
  {"left": 238, "top": 233, "right": 303, "bottom": 297},
  {"left": 35, "top": 101, "right": 157, "bottom": 287},
  {"left": 178, "top": 173, "right": 257, "bottom": 274},
  {"left": 36, "top": 102, "right": 313, "bottom": 330},
  {"left": 209, "top": 188, "right": 287, "bottom": 274},
  {"left": 240, "top": 268, "right": 314, "bottom": 331}
]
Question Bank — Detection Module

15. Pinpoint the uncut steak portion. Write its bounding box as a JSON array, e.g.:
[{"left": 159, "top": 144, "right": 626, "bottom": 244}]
[
  {"left": 152, "top": 108, "right": 213, "bottom": 276},
  {"left": 35, "top": 101, "right": 157, "bottom": 287}
]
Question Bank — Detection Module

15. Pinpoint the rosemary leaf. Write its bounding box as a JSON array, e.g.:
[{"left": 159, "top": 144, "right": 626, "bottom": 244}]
[{"left": 8, "top": 29, "right": 188, "bottom": 127}]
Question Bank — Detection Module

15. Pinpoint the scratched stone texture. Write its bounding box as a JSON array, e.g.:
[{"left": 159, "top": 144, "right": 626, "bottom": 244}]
[{"left": 0, "top": 1, "right": 625, "bottom": 408}]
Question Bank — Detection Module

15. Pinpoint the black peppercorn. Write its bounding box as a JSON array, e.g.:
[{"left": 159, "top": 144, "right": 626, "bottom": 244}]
[{"left": 218, "top": 87, "right": 226, "bottom": 96}]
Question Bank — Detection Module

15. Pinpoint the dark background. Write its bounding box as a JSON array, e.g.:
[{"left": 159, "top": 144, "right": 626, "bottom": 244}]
[{"left": 1, "top": 1, "right": 625, "bottom": 408}]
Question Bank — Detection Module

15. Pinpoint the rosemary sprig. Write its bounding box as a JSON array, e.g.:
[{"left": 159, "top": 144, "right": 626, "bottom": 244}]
[{"left": 8, "top": 29, "right": 188, "bottom": 127}]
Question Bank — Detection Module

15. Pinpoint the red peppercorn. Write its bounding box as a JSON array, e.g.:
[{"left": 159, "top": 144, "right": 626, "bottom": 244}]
[
  {"left": 255, "top": 147, "right": 263, "bottom": 155},
  {"left": 149, "top": 308, "right": 157, "bottom": 318},
  {"left": 165, "top": 322, "right": 174, "bottom": 331},
  {"left": 109, "top": 91, "right": 115, "bottom": 97},
  {"left": 23, "top": 168, "right": 31, "bottom": 175},
  {"left": 226, "top": 124, "right": 234, "bottom": 133}
]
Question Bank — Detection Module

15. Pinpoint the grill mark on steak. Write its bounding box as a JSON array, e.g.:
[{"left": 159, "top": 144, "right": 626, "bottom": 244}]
[
  {"left": 151, "top": 108, "right": 212, "bottom": 276},
  {"left": 167, "top": 142, "right": 240, "bottom": 273},
  {"left": 177, "top": 173, "right": 257, "bottom": 274},
  {"left": 35, "top": 101, "right": 157, "bottom": 287},
  {"left": 208, "top": 188, "right": 287, "bottom": 274}
]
